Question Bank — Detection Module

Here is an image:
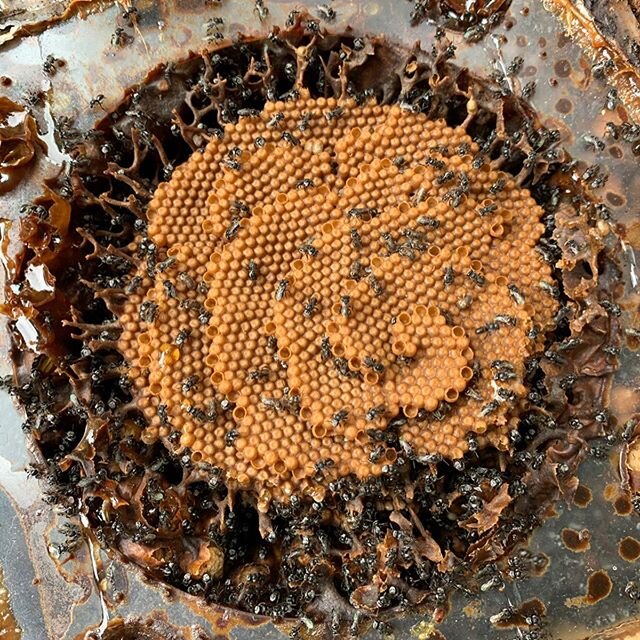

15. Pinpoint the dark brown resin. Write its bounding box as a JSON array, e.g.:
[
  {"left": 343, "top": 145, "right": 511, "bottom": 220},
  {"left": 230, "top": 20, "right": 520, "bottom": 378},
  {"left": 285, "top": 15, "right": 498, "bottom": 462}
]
[
  {"left": 492, "top": 598, "right": 546, "bottom": 628},
  {"left": 560, "top": 527, "right": 591, "bottom": 552},
  {"left": 566, "top": 570, "right": 613, "bottom": 608},
  {"left": 573, "top": 483, "right": 593, "bottom": 508},
  {"left": 618, "top": 536, "right": 640, "bottom": 562}
]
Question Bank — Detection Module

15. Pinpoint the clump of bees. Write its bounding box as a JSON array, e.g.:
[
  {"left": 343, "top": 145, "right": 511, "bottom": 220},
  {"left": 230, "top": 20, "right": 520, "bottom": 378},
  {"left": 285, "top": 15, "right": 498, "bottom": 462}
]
[{"left": 3, "top": 15, "right": 623, "bottom": 634}]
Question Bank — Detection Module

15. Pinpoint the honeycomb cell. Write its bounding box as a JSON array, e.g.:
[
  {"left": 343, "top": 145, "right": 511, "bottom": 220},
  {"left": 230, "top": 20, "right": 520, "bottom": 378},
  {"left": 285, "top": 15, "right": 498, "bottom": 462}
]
[{"left": 116, "top": 95, "right": 557, "bottom": 502}]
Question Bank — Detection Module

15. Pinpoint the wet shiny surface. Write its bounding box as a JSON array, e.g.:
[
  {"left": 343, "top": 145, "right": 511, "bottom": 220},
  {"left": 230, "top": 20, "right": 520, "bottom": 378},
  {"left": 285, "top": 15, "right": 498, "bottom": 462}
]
[{"left": 0, "top": 1, "right": 639, "bottom": 639}]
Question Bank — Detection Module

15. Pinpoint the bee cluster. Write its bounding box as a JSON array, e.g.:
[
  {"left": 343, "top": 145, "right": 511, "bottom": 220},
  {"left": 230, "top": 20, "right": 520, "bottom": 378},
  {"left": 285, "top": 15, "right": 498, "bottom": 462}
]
[{"left": 4, "top": 15, "right": 622, "bottom": 634}]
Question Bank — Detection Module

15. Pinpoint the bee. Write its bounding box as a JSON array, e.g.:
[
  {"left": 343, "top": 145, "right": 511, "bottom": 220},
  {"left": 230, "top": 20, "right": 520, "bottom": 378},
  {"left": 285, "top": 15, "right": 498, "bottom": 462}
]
[
  {"left": 286, "top": 9, "right": 301, "bottom": 27},
  {"left": 467, "top": 269, "right": 486, "bottom": 287},
  {"left": 246, "top": 259, "right": 258, "bottom": 285},
  {"left": 398, "top": 245, "right": 416, "bottom": 260},
  {"left": 158, "top": 404, "right": 170, "bottom": 425},
  {"left": 260, "top": 396, "right": 284, "bottom": 411},
  {"left": 179, "top": 272, "right": 198, "bottom": 291},
  {"left": 298, "top": 241, "right": 317, "bottom": 256},
  {"left": 381, "top": 231, "right": 398, "bottom": 253},
  {"left": 601, "top": 299, "right": 621, "bottom": 316},
  {"left": 605, "top": 87, "right": 619, "bottom": 110},
  {"left": 237, "top": 108, "right": 260, "bottom": 118},
  {"left": 425, "top": 155, "right": 446, "bottom": 170},
  {"left": 331, "top": 409, "right": 348, "bottom": 427},
  {"left": 139, "top": 301, "right": 158, "bottom": 324},
  {"left": 122, "top": 6, "right": 138, "bottom": 22},
  {"left": 284, "top": 389, "right": 301, "bottom": 415},
  {"left": 225, "top": 429, "right": 239, "bottom": 446},
  {"left": 350, "top": 229, "right": 362, "bottom": 250},
  {"left": 363, "top": 356, "right": 384, "bottom": 374},
  {"left": 521, "top": 80, "right": 536, "bottom": 99},
  {"left": 347, "top": 207, "right": 378, "bottom": 219},
  {"left": 304, "top": 19, "right": 321, "bottom": 34},
  {"left": 285, "top": 62, "right": 297, "bottom": 82},
  {"left": 89, "top": 94, "right": 105, "bottom": 108},
  {"left": 556, "top": 336, "right": 582, "bottom": 351},
  {"left": 296, "top": 178, "right": 315, "bottom": 190},
  {"left": 206, "top": 29, "right": 225, "bottom": 43},
  {"left": 325, "top": 107, "right": 344, "bottom": 121},
  {"left": 125, "top": 275, "right": 143, "bottom": 294},
  {"left": 475, "top": 322, "right": 496, "bottom": 335},
  {"left": 417, "top": 215, "right": 439, "bottom": 229},
  {"left": 282, "top": 131, "right": 300, "bottom": 146},
  {"left": 297, "top": 112, "right": 310, "bottom": 131},
  {"left": 464, "top": 387, "right": 483, "bottom": 402},
  {"left": 507, "top": 283, "right": 525, "bottom": 305},
  {"left": 435, "top": 170, "right": 455, "bottom": 185},
  {"left": 266, "top": 336, "right": 278, "bottom": 353},
  {"left": 496, "top": 388, "right": 516, "bottom": 402},
  {"left": 254, "top": 0, "right": 269, "bottom": 21},
  {"left": 340, "top": 295, "right": 351, "bottom": 318},
  {"left": 111, "top": 27, "right": 131, "bottom": 47},
  {"left": 156, "top": 257, "right": 176, "bottom": 273},
  {"left": 493, "top": 367, "right": 516, "bottom": 382},
  {"left": 230, "top": 200, "right": 250, "bottom": 217},
  {"left": 222, "top": 158, "right": 241, "bottom": 171},
  {"left": 42, "top": 54, "right": 61, "bottom": 76},
  {"left": 182, "top": 376, "right": 199, "bottom": 392},
  {"left": 582, "top": 133, "right": 605, "bottom": 152},
  {"left": 366, "top": 405, "right": 385, "bottom": 421},
  {"left": 334, "top": 357, "right": 357, "bottom": 378},
  {"left": 367, "top": 274, "right": 384, "bottom": 297},
  {"left": 349, "top": 260, "right": 365, "bottom": 280},
  {"left": 401, "top": 228, "right": 427, "bottom": 251},
  {"left": 224, "top": 217, "right": 241, "bottom": 241},
  {"left": 494, "top": 314, "right": 517, "bottom": 326},
  {"left": 320, "top": 336, "right": 332, "bottom": 361},
  {"left": 489, "top": 178, "right": 506, "bottom": 195},
  {"left": 317, "top": 4, "right": 336, "bottom": 21},
  {"left": 303, "top": 296, "right": 319, "bottom": 318},
  {"left": 458, "top": 170, "right": 470, "bottom": 192},
  {"left": 267, "top": 112, "right": 284, "bottom": 129},
  {"left": 184, "top": 404, "right": 208, "bottom": 422},
  {"left": 349, "top": 612, "right": 361, "bottom": 637},
  {"left": 443, "top": 186, "right": 465, "bottom": 208},
  {"left": 478, "top": 202, "right": 498, "bottom": 216},
  {"left": 163, "top": 280, "right": 178, "bottom": 299},
  {"left": 175, "top": 328, "right": 191, "bottom": 347},
  {"left": 254, "top": 136, "right": 266, "bottom": 148},
  {"left": 538, "top": 280, "right": 560, "bottom": 298},
  {"left": 247, "top": 367, "right": 271, "bottom": 382},
  {"left": 621, "top": 419, "right": 639, "bottom": 442},
  {"left": 205, "top": 16, "right": 224, "bottom": 32},
  {"left": 275, "top": 279, "right": 288, "bottom": 301},
  {"left": 281, "top": 87, "right": 300, "bottom": 102},
  {"left": 491, "top": 359, "right": 515, "bottom": 372},
  {"left": 329, "top": 611, "right": 341, "bottom": 636},
  {"left": 479, "top": 400, "right": 499, "bottom": 417},
  {"left": 443, "top": 265, "right": 455, "bottom": 287},
  {"left": 412, "top": 186, "right": 427, "bottom": 205}
]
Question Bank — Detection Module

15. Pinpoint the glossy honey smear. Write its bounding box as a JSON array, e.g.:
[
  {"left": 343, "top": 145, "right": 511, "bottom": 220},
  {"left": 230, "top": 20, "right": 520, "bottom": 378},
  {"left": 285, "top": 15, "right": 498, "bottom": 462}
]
[
  {"left": 0, "top": 567, "right": 21, "bottom": 640},
  {"left": 117, "top": 91, "right": 557, "bottom": 502}
]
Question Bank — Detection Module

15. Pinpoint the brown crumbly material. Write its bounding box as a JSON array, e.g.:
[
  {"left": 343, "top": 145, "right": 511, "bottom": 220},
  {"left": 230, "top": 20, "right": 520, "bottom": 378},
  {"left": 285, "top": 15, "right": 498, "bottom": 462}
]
[{"left": 117, "top": 92, "right": 557, "bottom": 502}]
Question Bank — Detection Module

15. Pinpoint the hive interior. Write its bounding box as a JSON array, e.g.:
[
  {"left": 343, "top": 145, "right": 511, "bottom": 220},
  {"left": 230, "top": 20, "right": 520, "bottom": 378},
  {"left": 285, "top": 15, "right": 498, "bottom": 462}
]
[{"left": 117, "top": 91, "right": 558, "bottom": 503}]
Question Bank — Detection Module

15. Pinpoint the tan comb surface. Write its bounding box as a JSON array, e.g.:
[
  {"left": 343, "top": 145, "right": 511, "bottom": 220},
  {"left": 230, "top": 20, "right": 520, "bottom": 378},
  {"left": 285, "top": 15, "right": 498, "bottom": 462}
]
[{"left": 117, "top": 91, "right": 558, "bottom": 501}]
